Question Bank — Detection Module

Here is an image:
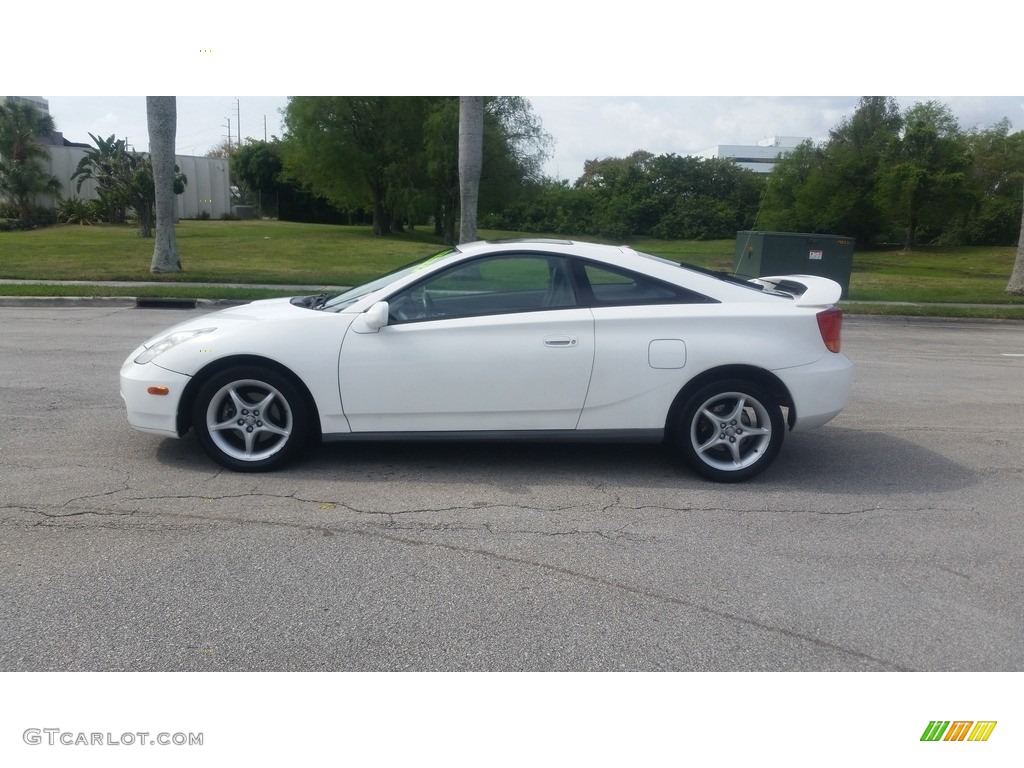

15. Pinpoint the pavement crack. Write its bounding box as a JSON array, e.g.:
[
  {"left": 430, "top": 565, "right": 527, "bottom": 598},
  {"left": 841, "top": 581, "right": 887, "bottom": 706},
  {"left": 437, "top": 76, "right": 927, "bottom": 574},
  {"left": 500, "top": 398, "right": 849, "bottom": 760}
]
[
  {"left": 3, "top": 495, "right": 909, "bottom": 669},
  {"left": 344, "top": 523, "right": 911, "bottom": 671}
]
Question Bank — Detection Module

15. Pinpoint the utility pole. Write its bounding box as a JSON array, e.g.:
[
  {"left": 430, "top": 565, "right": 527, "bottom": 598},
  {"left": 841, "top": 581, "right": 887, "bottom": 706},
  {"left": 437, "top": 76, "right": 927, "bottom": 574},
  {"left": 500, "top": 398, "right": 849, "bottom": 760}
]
[
  {"left": 235, "top": 98, "right": 241, "bottom": 149},
  {"left": 223, "top": 118, "right": 231, "bottom": 149}
]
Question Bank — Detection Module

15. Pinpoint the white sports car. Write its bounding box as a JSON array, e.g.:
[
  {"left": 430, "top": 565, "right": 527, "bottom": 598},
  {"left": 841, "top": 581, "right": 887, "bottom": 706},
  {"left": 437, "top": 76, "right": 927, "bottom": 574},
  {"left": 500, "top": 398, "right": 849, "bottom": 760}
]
[{"left": 120, "top": 239, "right": 852, "bottom": 481}]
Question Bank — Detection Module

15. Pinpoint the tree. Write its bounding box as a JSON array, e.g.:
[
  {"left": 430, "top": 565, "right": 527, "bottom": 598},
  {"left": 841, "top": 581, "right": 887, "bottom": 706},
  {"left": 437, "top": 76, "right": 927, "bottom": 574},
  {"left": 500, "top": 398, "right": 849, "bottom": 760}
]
[
  {"left": 958, "top": 119, "right": 1024, "bottom": 245},
  {"left": 574, "top": 151, "right": 657, "bottom": 239},
  {"left": 72, "top": 134, "right": 133, "bottom": 224},
  {"left": 823, "top": 96, "right": 903, "bottom": 245},
  {"left": 568, "top": 151, "right": 765, "bottom": 240},
  {"left": 283, "top": 97, "right": 434, "bottom": 235},
  {"left": 1008, "top": 182, "right": 1024, "bottom": 295},
  {"left": 0, "top": 100, "right": 62, "bottom": 219},
  {"left": 646, "top": 154, "right": 765, "bottom": 240},
  {"left": 759, "top": 98, "right": 905, "bottom": 245},
  {"left": 424, "top": 97, "right": 551, "bottom": 242},
  {"left": 232, "top": 139, "right": 282, "bottom": 212},
  {"left": 878, "top": 101, "right": 972, "bottom": 248},
  {"left": 757, "top": 141, "right": 826, "bottom": 233},
  {"left": 458, "top": 97, "right": 483, "bottom": 243},
  {"left": 72, "top": 133, "right": 184, "bottom": 237},
  {"left": 423, "top": 99, "right": 461, "bottom": 240},
  {"left": 283, "top": 97, "right": 552, "bottom": 237},
  {"left": 147, "top": 96, "right": 182, "bottom": 272}
]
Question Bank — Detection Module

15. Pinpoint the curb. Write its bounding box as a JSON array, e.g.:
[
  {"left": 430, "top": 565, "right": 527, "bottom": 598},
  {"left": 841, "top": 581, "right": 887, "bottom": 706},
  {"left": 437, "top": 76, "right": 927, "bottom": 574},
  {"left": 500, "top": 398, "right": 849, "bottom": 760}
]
[{"left": 0, "top": 296, "right": 249, "bottom": 308}]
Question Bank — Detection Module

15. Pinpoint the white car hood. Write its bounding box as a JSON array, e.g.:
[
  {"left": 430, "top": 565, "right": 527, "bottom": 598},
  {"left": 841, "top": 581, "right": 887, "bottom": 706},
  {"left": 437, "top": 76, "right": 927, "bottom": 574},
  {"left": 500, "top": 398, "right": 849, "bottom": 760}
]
[{"left": 141, "top": 298, "right": 308, "bottom": 347}]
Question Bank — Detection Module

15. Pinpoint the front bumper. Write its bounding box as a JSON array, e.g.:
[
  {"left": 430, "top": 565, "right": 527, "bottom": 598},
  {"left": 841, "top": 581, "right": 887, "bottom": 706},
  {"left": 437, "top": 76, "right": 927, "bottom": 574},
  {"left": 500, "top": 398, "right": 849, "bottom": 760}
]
[{"left": 119, "top": 350, "right": 192, "bottom": 438}]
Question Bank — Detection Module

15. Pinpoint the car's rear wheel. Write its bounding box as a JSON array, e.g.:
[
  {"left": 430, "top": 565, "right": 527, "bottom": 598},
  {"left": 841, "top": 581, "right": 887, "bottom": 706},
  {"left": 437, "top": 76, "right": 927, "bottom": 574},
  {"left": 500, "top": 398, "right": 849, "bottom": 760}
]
[
  {"left": 675, "top": 379, "right": 784, "bottom": 482},
  {"left": 193, "top": 366, "right": 308, "bottom": 472}
]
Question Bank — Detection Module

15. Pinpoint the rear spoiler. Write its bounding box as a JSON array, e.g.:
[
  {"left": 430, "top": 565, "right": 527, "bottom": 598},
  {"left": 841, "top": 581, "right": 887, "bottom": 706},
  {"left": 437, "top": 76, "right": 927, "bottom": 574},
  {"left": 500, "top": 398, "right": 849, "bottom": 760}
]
[{"left": 748, "top": 274, "right": 842, "bottom": 307}]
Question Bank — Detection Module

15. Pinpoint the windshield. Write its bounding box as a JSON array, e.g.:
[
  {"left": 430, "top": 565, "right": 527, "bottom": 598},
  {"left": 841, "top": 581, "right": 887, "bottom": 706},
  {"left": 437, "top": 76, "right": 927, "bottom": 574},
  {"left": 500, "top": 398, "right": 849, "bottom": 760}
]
[{"left": 321, "top": 248, "right": 457, "bottom": 311}]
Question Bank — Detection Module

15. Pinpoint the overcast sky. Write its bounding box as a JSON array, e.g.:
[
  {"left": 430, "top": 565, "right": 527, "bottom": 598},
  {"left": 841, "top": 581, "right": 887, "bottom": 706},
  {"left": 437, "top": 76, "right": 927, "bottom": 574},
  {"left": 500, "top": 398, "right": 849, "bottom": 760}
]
[
  {"left": 8, "top": 2, "right": 1021, "bottom": 184},
  {"left": 36, "top": 92, "right": 1019, "bottom": 184},
  {"left": 37, "top": 94, "right": 1024, "bottom": 185}
]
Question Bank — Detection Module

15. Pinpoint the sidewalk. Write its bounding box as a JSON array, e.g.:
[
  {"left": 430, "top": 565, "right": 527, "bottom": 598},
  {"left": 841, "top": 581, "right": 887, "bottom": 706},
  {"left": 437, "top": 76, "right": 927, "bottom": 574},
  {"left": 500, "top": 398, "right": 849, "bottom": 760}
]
[
  {"left": 1, "top": 279, "right": 1022, "bottom": 315},
  {"left": 0, "top": 278, "right": 348, "bottom": 291},
  {"left": 0, "top": 279, "right": 349, "bottom": 308}
]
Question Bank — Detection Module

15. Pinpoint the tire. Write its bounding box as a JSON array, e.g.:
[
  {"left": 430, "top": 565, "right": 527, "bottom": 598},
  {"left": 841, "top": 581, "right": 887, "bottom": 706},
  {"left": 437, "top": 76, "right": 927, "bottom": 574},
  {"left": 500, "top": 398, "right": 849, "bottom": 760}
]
[
  {"left": 675, "top": 379, "right": 784, "bottom": 482},
  {"left": 192, "top": 366, "right": 309, "bottom": 472}
]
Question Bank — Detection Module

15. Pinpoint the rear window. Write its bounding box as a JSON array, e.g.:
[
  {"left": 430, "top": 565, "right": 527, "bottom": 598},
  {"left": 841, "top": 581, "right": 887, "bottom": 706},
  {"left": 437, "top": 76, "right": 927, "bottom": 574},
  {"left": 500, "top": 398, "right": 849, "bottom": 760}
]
[{"left": 578, "top": 261, "right": 717, "bottom": 306}]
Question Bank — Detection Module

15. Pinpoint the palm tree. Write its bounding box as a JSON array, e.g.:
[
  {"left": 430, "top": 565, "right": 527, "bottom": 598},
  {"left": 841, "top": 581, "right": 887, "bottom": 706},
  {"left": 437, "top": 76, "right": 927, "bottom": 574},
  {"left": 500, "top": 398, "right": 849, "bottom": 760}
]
[
  {"left": 458, "top": 96, "right": 483, "bottom": 244},
  {"left": 1007, "top": 182, "right": 1024, "bottom": 296},
  {"left": 147, "top": 97, "right": 182, "bottom": 272},
  {"left": 0, "top": 100, "right": 62, "bottom": 218},
  {"left": 73, "top": 132, "right": 184, "bottom": 236},
  {"left": 71, "top": 134, "right": 133, "bottom": 224}
]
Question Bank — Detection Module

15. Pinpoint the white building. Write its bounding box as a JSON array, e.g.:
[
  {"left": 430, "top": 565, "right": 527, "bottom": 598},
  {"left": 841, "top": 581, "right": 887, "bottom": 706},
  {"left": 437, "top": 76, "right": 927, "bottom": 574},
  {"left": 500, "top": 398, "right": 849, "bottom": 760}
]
[
  {"left": 695, "top": 136, "right": 810, "bottom": 173},
  {"left": 3, "top": 96, "right": 231, "bottom": 219},
  {"left": 41, "top": 145, "right": 232, "bottom": 220}
]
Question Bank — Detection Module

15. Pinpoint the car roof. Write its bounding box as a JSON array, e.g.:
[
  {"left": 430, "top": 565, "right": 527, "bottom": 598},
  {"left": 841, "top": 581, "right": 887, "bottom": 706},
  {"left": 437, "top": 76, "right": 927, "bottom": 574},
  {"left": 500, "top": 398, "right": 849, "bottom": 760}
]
[{"left": 453, "top": 239, "right": 777, "bottom": 303}]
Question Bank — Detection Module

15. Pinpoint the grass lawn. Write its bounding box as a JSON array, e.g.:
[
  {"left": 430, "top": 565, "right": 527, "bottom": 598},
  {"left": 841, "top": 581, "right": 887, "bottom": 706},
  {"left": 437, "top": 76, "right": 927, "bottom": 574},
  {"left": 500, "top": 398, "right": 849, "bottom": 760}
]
[
  {"left": 0, "top": 220, "right": 444, "bottom": 285},
  {"left": 2, "top": 220, "right": 1023, "bottom": 318}
]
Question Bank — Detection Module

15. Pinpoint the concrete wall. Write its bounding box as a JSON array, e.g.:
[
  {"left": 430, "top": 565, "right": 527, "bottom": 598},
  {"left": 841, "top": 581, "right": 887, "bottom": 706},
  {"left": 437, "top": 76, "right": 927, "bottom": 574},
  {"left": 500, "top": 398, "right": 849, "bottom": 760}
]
[{"left": 41, "top": 145, "right": 231, "bottom": 219}]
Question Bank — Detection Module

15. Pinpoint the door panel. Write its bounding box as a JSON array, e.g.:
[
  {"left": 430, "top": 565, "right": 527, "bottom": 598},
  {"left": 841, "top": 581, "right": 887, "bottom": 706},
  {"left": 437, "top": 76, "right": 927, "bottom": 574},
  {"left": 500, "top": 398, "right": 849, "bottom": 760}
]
[{"left": 340, "top": 309, "right": 595, "bottom": 432}]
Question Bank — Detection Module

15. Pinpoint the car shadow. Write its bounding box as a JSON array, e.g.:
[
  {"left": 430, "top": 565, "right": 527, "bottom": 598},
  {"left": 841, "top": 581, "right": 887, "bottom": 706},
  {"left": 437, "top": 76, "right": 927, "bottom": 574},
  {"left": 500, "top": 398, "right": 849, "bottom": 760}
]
[
  {"left": 270, "top": 426, "right": 976, "bottom": 496},
  {"left": 762, "top": 426, "right": 977, "bottom": 494}
]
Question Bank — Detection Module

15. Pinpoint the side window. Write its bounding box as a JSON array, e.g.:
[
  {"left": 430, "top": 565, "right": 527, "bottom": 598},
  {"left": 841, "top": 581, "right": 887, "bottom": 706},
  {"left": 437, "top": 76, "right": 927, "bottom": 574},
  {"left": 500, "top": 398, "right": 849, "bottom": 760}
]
[
  {"left": 388, "top": 255, "right": 576, "bottom": 323},
  {"left": 579, "top": 262, "right": 715, "bottom": 306}
]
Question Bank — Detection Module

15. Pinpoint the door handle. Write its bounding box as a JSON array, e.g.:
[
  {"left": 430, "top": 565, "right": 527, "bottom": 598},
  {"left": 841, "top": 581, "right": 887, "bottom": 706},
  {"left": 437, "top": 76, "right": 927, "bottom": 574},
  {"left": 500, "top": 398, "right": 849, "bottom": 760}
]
[{"left": 544, "top": 335, "right": 578, "bottom": 347}]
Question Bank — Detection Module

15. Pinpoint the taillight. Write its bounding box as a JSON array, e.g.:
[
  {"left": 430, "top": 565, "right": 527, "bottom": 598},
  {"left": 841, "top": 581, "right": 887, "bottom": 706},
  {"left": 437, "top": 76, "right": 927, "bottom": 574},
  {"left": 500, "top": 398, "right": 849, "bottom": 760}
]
[{"left": 816, "top": 307, "right": 843, "bottom": 353}]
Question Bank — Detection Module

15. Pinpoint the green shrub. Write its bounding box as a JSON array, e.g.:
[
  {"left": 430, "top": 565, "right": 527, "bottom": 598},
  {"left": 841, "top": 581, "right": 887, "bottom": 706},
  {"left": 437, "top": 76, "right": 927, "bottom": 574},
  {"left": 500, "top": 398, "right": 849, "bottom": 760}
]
[{"left": 56, "top": 196, "right": 99, "bottom": 225}]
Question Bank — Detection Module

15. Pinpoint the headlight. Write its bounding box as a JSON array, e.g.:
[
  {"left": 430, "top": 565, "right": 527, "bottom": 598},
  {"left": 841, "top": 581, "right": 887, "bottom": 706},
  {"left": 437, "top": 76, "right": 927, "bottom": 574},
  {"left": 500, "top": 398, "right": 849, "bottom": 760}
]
[{"left": 134, "top": 328, "right": 216, "bottom": 364}]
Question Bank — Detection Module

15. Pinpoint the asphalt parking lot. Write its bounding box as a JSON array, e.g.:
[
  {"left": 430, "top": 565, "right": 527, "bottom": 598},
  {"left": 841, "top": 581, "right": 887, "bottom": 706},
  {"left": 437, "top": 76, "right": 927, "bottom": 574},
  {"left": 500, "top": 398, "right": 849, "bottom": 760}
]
[{"left": 1, "top": 305, "right": 1022, "bottom": 671}]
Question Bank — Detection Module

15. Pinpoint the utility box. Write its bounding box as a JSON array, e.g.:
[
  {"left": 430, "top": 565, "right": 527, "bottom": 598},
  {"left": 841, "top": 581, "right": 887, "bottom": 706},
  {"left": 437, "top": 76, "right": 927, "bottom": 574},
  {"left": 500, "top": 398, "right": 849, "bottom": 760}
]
[{"left": 733, "top": 231, "right": 854, "bottom": 299}]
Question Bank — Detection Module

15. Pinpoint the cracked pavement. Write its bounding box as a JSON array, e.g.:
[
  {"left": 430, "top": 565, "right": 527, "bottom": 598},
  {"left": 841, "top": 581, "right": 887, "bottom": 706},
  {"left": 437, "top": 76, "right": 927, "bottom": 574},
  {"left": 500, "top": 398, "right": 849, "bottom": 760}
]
[{"left": 1, "top": 307, "right": 1023, "bottom": 670}]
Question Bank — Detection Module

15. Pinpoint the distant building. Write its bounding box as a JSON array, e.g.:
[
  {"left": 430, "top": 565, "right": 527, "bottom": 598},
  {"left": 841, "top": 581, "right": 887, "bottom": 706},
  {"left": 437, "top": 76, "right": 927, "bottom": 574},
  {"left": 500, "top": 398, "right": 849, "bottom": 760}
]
[
  {"left": 0, "top": 96, "right": 84, "bottom": 148},
  {"left": 694, "top": 136, "right": 810, "bottom": 173},
  {"left": 1, "top": 95, "right": 49, "bottom": 112},
  {"left": 2, "top": 95, "right": 231, "bottom": 219}
]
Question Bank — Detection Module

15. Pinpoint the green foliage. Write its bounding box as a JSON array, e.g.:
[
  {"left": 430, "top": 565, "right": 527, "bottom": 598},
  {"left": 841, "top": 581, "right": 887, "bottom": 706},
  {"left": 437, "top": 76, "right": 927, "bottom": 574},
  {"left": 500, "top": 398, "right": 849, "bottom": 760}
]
[
  {"left": 0, "top": 101, "right": 63, "bottom": 220},
  {"left": 760, "top": 97, "right": 906, "bottom": 244},
  {"left": 483, "top": 179, "right": 598, "bottom": 236},
  {"left": 3, "top": 221, "right": 1022, "bottom": 317},
  {"left": 953, "top": 119, "right": 1024, "bottom": 245},
  {"left": 231, "top": 140, "right": 283, "bottom": 196},
  {"left": 762, "top": 97, "right": 1017, "bottom": 249},
  {"left": 0, "top": 203, "right": 55, "bottom": 230},
  {"left": 494, "top": 151, "right": 765, "bottom": 240},
  {"left": 877, "top": 101, "right": 973, "bottom": 247},
  {"left": 56, "top": 196, "right": 100, "bottom": 225},
  {"left": 0, "top": 100, "right": 56, "bottom": 163},
  {"left": 282, "top": 97, "right": 432, "bottom": 235},
  {"left": 72, "top": 134, "right": 185, "bottom": 237},
  {"left": 281, "top": 96, "right": 552, "bottom": 238}
]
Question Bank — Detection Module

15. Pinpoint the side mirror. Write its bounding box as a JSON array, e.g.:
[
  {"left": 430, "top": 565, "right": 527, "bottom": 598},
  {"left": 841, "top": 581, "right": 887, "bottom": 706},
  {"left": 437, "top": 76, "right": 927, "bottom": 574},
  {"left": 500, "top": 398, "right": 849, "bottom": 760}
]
[{"left": 353, "top": 301, "right": 389, "bottom": 333}]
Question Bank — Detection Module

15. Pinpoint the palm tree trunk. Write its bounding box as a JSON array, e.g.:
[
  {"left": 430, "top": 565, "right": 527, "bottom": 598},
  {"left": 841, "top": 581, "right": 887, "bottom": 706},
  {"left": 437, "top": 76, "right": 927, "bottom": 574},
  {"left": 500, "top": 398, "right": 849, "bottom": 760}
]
[
  {"left": 1007, "top": 181, "right": 1024, "bottom": 296},
  {"left": 147, "top": 97, "right": 182, "bottom": 273},
  {"left": 458, "top": 97, "right": 483, "bottom": 244}
]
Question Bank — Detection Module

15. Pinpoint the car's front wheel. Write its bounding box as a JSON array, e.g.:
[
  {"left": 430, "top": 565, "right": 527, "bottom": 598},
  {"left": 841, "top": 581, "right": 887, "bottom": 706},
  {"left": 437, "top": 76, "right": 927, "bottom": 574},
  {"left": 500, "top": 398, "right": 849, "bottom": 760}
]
[
  {"left": 193, "top": 366, "right": 308, "bottom": 471},
  {"left": 675, "top": 379, "right": 784, "bottom": 482}
]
